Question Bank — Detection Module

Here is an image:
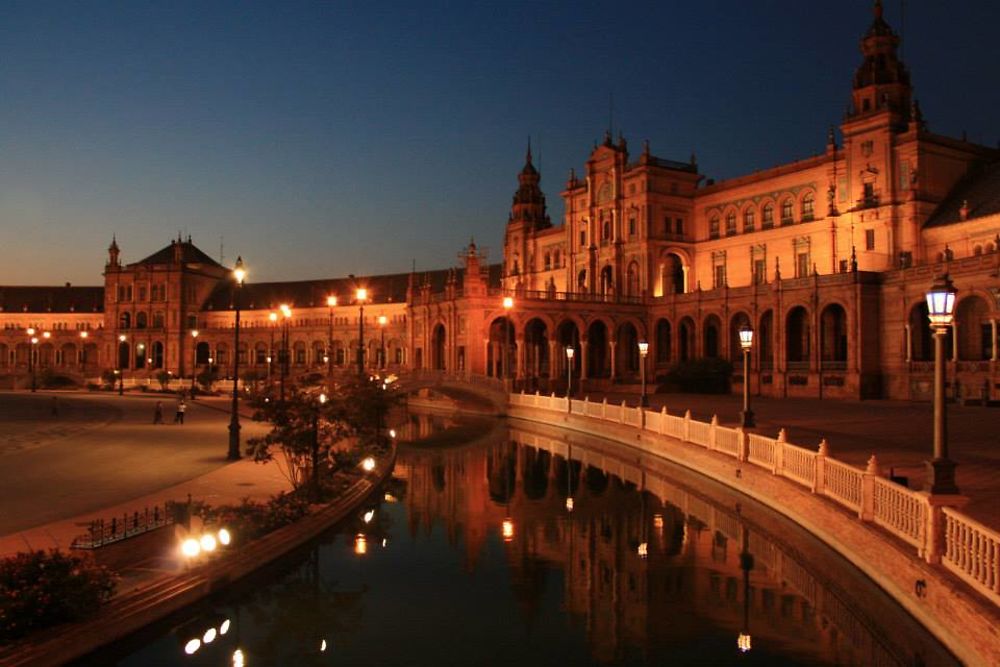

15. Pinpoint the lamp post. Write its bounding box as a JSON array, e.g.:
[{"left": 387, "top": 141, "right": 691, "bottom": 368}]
[
  {"left": 738, "top": 325, "right": 755, "bottom": 428},
  {"left": 925, "top": 274, "right": 959, "bottom": 495},
  {"left": 268, "top": 312, "right": 277, "bottom": 383},
  {"left": 502, "top": 296, "right": 514, "bottom": 389},
  {"left": 737, "top": 514, "right": 754, "bottom": 654},
  {"left": 79, "top": 330, "right": 89, "bottom": 373},
  {"left": 190, "top": 330, "right": 199, "bottom": 399},
  {"left": 565, "top": 346, "right": 575, "bottom": 398},
  {"left": 26, "top": 328, "right": 37, "bottom": 392},
  {"left": 118, "top": 334, "right": 127, "bottom": 395},
  {"left": 326, "top": 296, "right": 337, "bottom": 384},
  {"left": 228, "top": 257, "right": 246, "bottom": 461},
  {"left": 638, "top": 341, "right": 649, "bottom": 407},
  {"left": 378, "top": 315, "right": 387, "bottom": 370},
  {"left": 279, "top": 304, "right": 291, "bottom": 405},
  {"left": 312, "top": 392, "right": 327, "bottom": 501},
  {"left": 355, "top": 288, "right": 367, "bottom": 378}
]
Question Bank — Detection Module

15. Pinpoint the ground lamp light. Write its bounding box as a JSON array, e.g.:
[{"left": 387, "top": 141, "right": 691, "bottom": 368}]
[
  {"left": 925, "top": 274, "right": 959, "bottom": 495},
  {"left": 355, "top": 287, "right": 368, "bottom": 377},
  {"left": 228, "top": 256, "right": 246, "bottom": 461},
  {"left": 361, "top": 456, "right": 375, "bottom": 472},
  {"left": 738, "top": 325, "right": 755, "bottom": 428},
  {"left": 565, "top": 346, "right": 575, "bottom": 399},
  {"left": 118, "top": 334, "right": 127, "bottom": 395},
  {"left": 638, "top": 341, "right": 649, "bottom": 407}
]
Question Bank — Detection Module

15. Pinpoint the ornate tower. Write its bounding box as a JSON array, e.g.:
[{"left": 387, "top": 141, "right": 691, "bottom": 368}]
[
  {"left": 846, "top": 0, "right": 912, "bottom": 126},
  {"left": 107, "top": 236, "right": 121, "bottom": 269},
  {"left": 504, "top": 141, "right": 550, "bottom": 290}
]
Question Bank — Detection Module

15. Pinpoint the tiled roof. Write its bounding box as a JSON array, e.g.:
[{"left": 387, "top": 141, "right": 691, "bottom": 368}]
[
  {"left": 0, "top": 286, "right": 105, "bottom": 313},
  {"left": 924, "top": 161, "right": 1000, "bottom": 228},
  {"left": 130, "top": 241, "right": 224, "bottom": 268},
  {"left": 203, "top": 263, "right": 503, "bottom": 311}
]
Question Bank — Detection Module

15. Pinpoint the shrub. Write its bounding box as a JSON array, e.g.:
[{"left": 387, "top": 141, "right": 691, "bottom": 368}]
[
  {"left": 155, "top": 370, "right": 172, "bottom": 391},
  {"left": 197, "top": 366, "right": 219, "bottom": 392},
  {"left": 40, "top": 369, "right": 76, "bottom": 389},
  {"left": 658, "top": 358, "right": 733, "bottom": 394},
  {"left": 197, "top": 492, "right": 312, "bottom": 543},
  {"left": 100, "top": 369, "right": 118, "bottom": 390},
  {"left": 0, "top": 550, "right": 117, "bottom": 641}
]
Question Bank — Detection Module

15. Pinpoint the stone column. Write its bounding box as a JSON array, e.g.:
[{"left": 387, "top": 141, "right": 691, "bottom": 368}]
[
  {"left": 904, "top": 323, "right": 912, "bottom": 362},
  {"left": 548, "top": 339, "right": 558, "bottom": 379},
  {"left": 580, "top": 337, "right": 589, "bottom": 381},
  {"left": 516, "top": 335, "right": 525, "bottom": 380},
  {"left": 681, "top": 266, "right": 689, "bottom": 294},
  {"left": 609, "top": 340, "right": 617, "bottom": 380},
  {"left": 992, "top": 320, "right": 998, "bottom": 361}
]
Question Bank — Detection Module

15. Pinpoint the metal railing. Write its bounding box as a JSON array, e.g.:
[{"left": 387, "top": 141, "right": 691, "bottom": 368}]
[{"left": 71, "top": 505, "right": 174, "bottom": 549}]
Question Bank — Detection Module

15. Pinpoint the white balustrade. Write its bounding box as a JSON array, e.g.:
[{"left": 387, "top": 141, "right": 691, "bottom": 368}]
[
  {"left": 714, "top": 426, "right": 741, "bottom": 458},
  {"left": 747, "top": 433, "right": 777, "bottom": 468},
  {"left": 871, "top": 477, "right": 927, "bottom": 549},
  {"left": 781, "top": 444, "right": 817, "bottom": 488},
  {"left": 942, "top": 508, "right": 1000, "bottom": 602},
  {"left": 822, "top": 459, "right": 864, "bottom": 512},
  {"left": 688, "top": 420, "right": 710, "bottom": 446}
]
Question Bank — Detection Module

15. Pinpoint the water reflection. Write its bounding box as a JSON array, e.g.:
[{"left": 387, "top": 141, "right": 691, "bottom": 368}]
[{"left": 94, "top": 411, "right": 955, "bottom": 667}]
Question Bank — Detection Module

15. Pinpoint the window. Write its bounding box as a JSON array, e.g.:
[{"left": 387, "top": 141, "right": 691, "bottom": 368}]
[
  {"left": 602, "top": 220, "right": 611, "bottom": 241},
  {"left": 544, "top": 253, "right": 551, "bottom": 270},
  {"left": 713, "top": 264, "right": 726, "bottom": 289},
  {"left": 762, "top": 204, "right": 774, "bottom": 229},
  {"left": 801, "top": 193, "right": 814, "bottom": 221},
  {"left": 753, "top": 259, "right": 767, "bottom": 285},
  {"left": 554, "top": 249, "right": 561, "bottom": 267},
  {"left": 743, "top": 209, "right": 755, "bottom": 232},
  {"left": 865, "top": 229, "right": 875, "bottom": 251},
  {"left": 781, "top": 199, "right": 793, "bottom": 225},
  {"left": 580, "top": 230, "right": 586, "bottom": 247},
  {"left": 675, "top": 218, "right": 684, "bottom": 235},
  {"left": 863, "top": 182, "right": 876, "bottom": 206},
  {"left": 119, "top": 312, "right": 131, "bottom": 329},
  {"left": 628, "top": 217, "right": 636, "bottom": 236},
  {"left": 152, "top": 312, "right": 164, "bottom": 328},
  {"left": 709, "top": 216, "right": 720, "bottom": 239},
  {"left": 796, "top": 252, "right": 810, "bottom": 278},
  {"left": 138, "top": 286, "right": 147, "bottom": 302},
  {"left": 725, "top": 212, "right": 737, "bottom": 236}
]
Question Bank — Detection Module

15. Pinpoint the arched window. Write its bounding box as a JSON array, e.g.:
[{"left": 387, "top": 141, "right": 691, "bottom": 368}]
[
  {"left": 762, "top": 203, "right": 774, "bottom": 229},
  {"left": 119, "top": 312, "right": 131, "bottom": 329},
  {"left": 152, "top": 311, "right": 164, "bottom": 328},
  {"left": 136, "top": 312, "right": 147, "bottom": 329},
  {"left": 709, "top": 216, "right": 720, "bottom": 239},
  {"left": 655, "top": 319, "right": 671, "bottom": 363},
  {"left": 725, "top": 212, "right": 737, "bottom": 236},
  {"left": 801, "top": 193, "right": 815, "bottom": 220},
  {"left": 743, "top": 208, "right": 755, "bottom": 232},
  {"left": 781, "top": 198, "right": 794, "bottom": 224}
]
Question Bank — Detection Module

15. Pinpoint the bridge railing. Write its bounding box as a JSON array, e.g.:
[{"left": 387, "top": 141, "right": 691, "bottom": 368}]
[{"left": 509, "top": 390, "right": 1000, "bottom": 607}]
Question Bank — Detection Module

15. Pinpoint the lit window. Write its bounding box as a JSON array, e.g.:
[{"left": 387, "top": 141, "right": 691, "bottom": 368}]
[{"left": 743, "top": 209, "right": 755, "bottom": 232}]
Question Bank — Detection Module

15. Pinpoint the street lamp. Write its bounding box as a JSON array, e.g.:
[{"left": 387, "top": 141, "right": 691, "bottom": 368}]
[
  {"left": 326, "top": 295, "right": 337, "bottom": 384},
  {"left": 190, "top": 330, "right": 199, "bottom": 399},
  {"left": 280, "top": 304, "right": 292, "bottom": 404},
  {"left": 228, "top": 256, "right": 246, "bottom": 461},
  {"left": 268, "top": 312, "right": 278, "bottom": 383},
  {"left": 565, "top": 346, "right": 575, "bottom": 399},
  {"left": 738, "top": 325, "right": 755, "bottom": 428},
  {"left": 355, "top": 287, "right": 367, "bottom": 377},
  {"left": 27, "top": 328, "right": 37, "bottom": 392},
  {"left": 925, "top": 274, "right": 959, "bottom": 495},
  {"left": 378, "top": 315, "right": 387, "bottom": 370},
  {"left": 118, "top": 334, "right": 127, "bottom": 395},
  {"left": 79, "top": 330, "right": 89, "bottom": 372},
  {"left": 737, "top": 519, "right": 754, "bottom": 654},
  {"left": 502, "top": 297, "right": 514, "bottom": 388},
  {"left": 311, "top": 392, "right": 327, "bottom": 500},
  {"left": 638, "top": 341, "right": 649, "bottom": 407}
]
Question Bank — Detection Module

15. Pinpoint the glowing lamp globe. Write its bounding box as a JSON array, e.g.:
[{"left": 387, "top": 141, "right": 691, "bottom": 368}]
[
  {"left": 738, "top": 325, "right": 754, "bottom": 351},
  {"left": 926, "top": 274, "right": 957, "bottom": 328}
]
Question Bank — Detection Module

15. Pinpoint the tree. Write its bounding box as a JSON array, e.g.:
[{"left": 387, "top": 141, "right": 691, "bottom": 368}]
[
  {"left": 196, "top": 365, "right": 219, "bottom": 392},
  {"left": 155, "top": 370, "right": 172, "bottom": 391}
]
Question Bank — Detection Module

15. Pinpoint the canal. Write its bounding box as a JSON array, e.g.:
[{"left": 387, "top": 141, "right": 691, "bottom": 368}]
[{"left": 84, "top": 410, "right": 956, "bottom": 666}]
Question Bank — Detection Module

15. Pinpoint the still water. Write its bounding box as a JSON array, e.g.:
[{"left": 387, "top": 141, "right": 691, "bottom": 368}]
[{"left": 87, "top": 411, "right": 955, "bottom": 666}]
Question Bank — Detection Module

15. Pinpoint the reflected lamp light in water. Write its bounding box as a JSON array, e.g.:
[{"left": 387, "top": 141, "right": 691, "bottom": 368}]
[
  {"left": 502, "top": 518, "right": 514, "bottom": 542},
  {"left": 184, "top": 638, "right": 201, "bottom": 655},
  {"left": 321, "top": 639, "right": 328, "bottom": 652},
  {"left": 637, "top": 542, "right": 648, "bottom": 559},
  {"left": 232, "top": 648, "right": 245, "bottom": 667},
  {"left": 738, "top": 632, "right": 752, "bottom": 653},
  {"left": 565, "top": 497, "right": 574, "bottom": 512},
  {"left": 355, "top": 533, "right": 368, "bottom": 555},
  {"left": 363, "top": 509, "right": 375, "bottom": 524}
]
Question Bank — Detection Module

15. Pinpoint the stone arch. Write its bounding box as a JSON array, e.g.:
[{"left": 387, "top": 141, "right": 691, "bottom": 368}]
[
  {"left": 729, "top": 311, "right": 752, "bottom": 363},
  {"left": 678, "top": 316, "right": 695, "bottom": 361},
  {"left": 760, "top": 198, "right": 775, "bottom": 228},
  {"left": 555, "top": 319, "right": 581, "bottom": 379},
  {"left": 780, "top": 195, "right": 795, "bottom": 224},
  {"left": 312, "top": 340, "right": 326, "bottom": 366},
  {"left": 119, "top": 312, "right": 131, "bottom": 329},
  {"left": 523, "top": 317, "right": 550, "bottom": 383},
  {"left": 655, "top": 318, "right": 672, "bottom": 364},
  {"left": 819, "top": 303, "right": 848, "bottom": 366},
  {"left": 785, "top": 305, "right": 811, "bottom": 366},
  {"left": 151, "top": 341, "right": 164, "bottom": 369},
  {"left": 955, "top": 294, "right": 991, "bottom": 361},
  {"left": 616, "top": 321, "right": 640, "bottom": 375},
  {"left": 432, "top": 323, "right": 447, "bottom": 370},
  {"left": 586, "top": 319, "right": 610, "bottom": 378},
  {"left": 599, "top": 265, "right": 614, "bottom": 296},
  {"left": 136, "top": 311, "right": 147, "bottom": 329},
  {"left": 799, "top": 189, "right": 816, "bottom": 220},
  {"left": 741, "top": 202, "right": 756, "bottom": 232},
  {"left": 657, "top": 249, "right": 688, "bottom": 296},
  {"left": 723, "top": 206, "right": 738, "bottom": 236},
  {"left": 487, "top": 316, "right": 514, "bottom": 378},
  {"left": 626, "top": 260, "right": 640, "bottom": 297},
  {"left": 702, "top": 314, "right": 721, "bottom": 358},
  {"left": 577, "top": 269, "right": 587, "bottom": 291}
]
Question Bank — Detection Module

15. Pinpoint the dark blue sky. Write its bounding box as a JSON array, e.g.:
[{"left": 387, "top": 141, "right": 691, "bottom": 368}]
[{"left": 2, "top": 1, "right": 997, "bottom": 285}]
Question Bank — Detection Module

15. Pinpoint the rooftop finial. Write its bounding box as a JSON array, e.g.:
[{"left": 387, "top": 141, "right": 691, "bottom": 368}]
[
  {"left": 873, "top": 0, "right": 883, "bottom": 20},
  {"left": 526, "top": 136, "right": 532, "bottom": 164}
]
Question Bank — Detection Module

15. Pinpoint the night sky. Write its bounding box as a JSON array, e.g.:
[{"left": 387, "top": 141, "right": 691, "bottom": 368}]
[{"left": 1, "top": 1, "right": 997, "bottom": 285}]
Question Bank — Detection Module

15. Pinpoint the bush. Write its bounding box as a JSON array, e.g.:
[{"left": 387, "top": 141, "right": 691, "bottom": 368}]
[
  {"left": 197, "top": 366, "right": 219, "bottom": 392},
  {"left": 100, "top": 369, "right": 117, "bottom": 390},
  {"left": 155, "top": 370, "right": 172, "bottom": 391},
  {"left": 658, "top": 358, "right": 733, "bottom": 394},
  {"left": 40, "top": 369, "right": 76, "bottom": 389},
  {"left": 197, "top": 491, "right": 312, "bottom": 544},
  {"left": 0, "top": 550, "right": 117, "bottom": 641}
]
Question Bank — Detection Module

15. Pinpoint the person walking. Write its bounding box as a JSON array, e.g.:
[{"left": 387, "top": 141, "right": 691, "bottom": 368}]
[
  {"left": 153, "top": 401, "right": 164, "bottom": 424},
  {"left": 174, "top": 398, "right": 187, "bottom": 424}
]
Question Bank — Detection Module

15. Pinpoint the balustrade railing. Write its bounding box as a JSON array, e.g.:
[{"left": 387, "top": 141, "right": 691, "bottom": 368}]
[
  {"left": 71, "top": 505, "right": 173, "bottom": 549},
  {"left": 507, "top": 389, "right": 999, "bottom": 607}
]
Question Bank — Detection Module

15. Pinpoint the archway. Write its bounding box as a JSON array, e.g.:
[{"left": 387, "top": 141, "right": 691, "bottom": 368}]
[
  {"left": 703, "top": 314, "right": 721, "bottom": 358},
  {"left": 119, "top": 341, "right": 130, "bottom": 370},
  {"left": 523, "top": 318, "right": 549, "bottom": 385},
  {"left": 555, "top": 320, "right": 581, "bottom": 383},
  {"left": 908, "top": 302, "right": 935, "bottom": 361},
  {"left": 655, "top": 319, "right": 671, "bottom": 364},
  {"left": 136, "top": 312, "right": 147, "bottom": 329},
  {"left": 586, "top": 320, "right": 610, "bottom": 378},
  {"left": 616, "top": 321, "right": 640, "bottom": 376},
  {"left": 600, "top": 266, "right": 614, "bottom": 296},
  {"left": 956, "top": 295, "right": 991, "bottom": 361},
  {"left": 432, "top": 324, "right": 447, "bottom": 371},
  {"left": 678, "top": 317, "right": 695, "bottom": 361},
  {"left": 626, "top": 261, "right": 640, "bottom": 297},
  {"left": 522, "top": 448, "right": 550, "bottom": 500},
  {"left": 152, "top": 341, "right": 164, "bottom": 369},
  {"left": 487, "top": 317, "right": 514, "bottom": 378},
  {"left": 786, "top": 306, "right": 810, "bottom": 367},
  {"left": 820, "top": 304, "right": 848, "bottom": 368}
]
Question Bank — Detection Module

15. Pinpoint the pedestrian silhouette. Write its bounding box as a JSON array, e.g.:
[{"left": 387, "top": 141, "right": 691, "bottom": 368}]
[
  {"left": 174, "top": 399, "right": 186, "bottom": 424},
  {"left": 153, "top": 401, "right": 164, "bottom": 424}
]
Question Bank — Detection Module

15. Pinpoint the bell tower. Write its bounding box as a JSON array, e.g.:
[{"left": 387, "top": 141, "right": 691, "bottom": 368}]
[
  {"left": 845, "top": 0, "right": 912, "bottom": 127},
  {"left": 504, "top": 141, "right": 551, "bottom": 290}
]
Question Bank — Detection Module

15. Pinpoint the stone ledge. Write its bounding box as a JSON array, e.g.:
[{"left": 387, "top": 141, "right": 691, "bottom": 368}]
[{"left": 510, "top": 405, "right": 1000, "bottom": 667}]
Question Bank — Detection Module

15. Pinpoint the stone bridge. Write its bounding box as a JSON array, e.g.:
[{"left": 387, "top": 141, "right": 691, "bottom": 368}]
[{"left": 395, "top": 370, "right": 508, "bottom": 415}]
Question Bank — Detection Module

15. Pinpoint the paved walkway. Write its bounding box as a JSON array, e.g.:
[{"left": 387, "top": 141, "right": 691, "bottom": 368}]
[
  {"left": 587, "top": 390, "right": 1000, "bottom": 530},
  {"left": 0, "top": 391, "right": 287, "bottom": 555}
]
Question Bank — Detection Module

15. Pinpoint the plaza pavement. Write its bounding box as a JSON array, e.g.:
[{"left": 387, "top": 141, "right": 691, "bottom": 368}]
[
  {"left": 0, "top": 391, "right": 289, "bottom": 557},
  {"left": 590, "top": 389, "right": 1000, "bottom": 530}
]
